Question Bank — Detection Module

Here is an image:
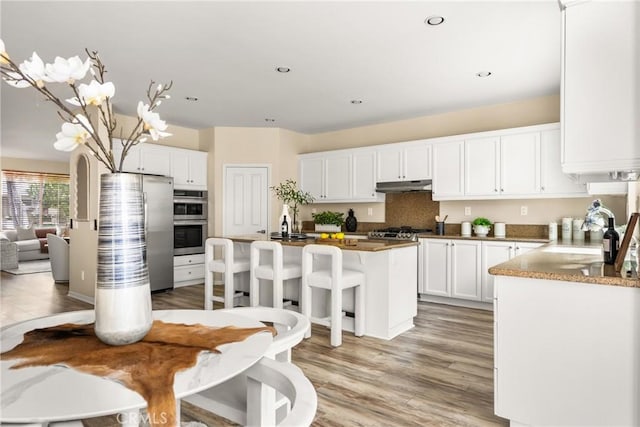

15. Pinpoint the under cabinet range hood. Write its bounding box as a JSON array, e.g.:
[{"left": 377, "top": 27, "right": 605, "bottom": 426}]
[{"left": 375, "top": 179, "right": 432, "bottom": 193}]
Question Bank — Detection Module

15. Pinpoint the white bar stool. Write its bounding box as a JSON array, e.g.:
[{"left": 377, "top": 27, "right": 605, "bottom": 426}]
[
  {"left": 250, "top": 241, "right": 302, "bottom": 309},
  {"left": 204, "top": 238, "right": 250, "bottom": 309},
  {"left": 301, "top": 244, "right": 365, "bottom": 347}
]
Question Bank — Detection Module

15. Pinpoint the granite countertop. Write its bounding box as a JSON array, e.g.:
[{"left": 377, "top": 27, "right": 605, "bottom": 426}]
[
  {"left": 417, "top": 233, "right": 550, "bottom": 243},
  {"left": 222, "top": 234, "right": 418, "bottom": 252},
  {"left": 489, "top": 241, "right": 639, "bottom": 287}
]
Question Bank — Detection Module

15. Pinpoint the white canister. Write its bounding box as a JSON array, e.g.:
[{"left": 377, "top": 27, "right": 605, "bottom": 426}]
[
  {"left": 461, "top": 221, "right": 471, "bottom": 237},
  {"left": 561, "top": 217, "right": 573, "bottom": 241},
  {"left": 573, "top": 219, "right": 585, "bottom": 241},
  {"left": 548, "top": 222, "right": 558, "bottom": 240},
  {"left": 494, "top": 222, "right": 506, "bottom": 238}
]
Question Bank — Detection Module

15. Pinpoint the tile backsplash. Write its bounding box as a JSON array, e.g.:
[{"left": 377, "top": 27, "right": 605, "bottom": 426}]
[{"left": 383, "top": 192, "right": 440, "bottom": 230}]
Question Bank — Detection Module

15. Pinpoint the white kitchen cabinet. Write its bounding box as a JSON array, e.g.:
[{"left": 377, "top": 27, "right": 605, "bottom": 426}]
[
  {"left": 432, "top": 140, "right": 464, "bottom": 199},
  {"left": 420, "top": 238, "right": 481, "bottom": 301},
  {"left": 465, "top": 136, "right": 500, "bottom": 196},
  {"left": 172, "top": 149, "right": 208, "bottom": 190},
  {"left": 465, "top": 133, "right": 539, "bottom": 197},
  {"left": 352, "top": 149, "right": 385, "bottom": 201},
  {"left": 113, "top": 142, "right": 172, "bottom": 176},
  {"left": 299, "top": 152, "right": 351, "bottom": 202},
  {"left": 173, "top": 253, "right": 205, "bottom": 288},
  {"left": 561, "top": 0, "right": 640, "bottom": 178},
  {"left": 481, "top": 240, "right": 543, "bottom": 303},
  {"left": 376, "top": 141, "right": 431, "bottom": 182},
  {"left": 540, "top": 129, "right": 586, "bottom": 195}
]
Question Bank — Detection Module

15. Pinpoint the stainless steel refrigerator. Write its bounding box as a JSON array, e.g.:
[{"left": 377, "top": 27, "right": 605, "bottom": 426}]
[{"left": 140, "top": 174, "right": 174, "bottom": 292}]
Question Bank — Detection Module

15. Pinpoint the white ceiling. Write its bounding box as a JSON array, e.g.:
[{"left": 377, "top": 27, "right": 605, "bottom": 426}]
[{"left": 0, "top": 1, "right": 562, "bottom": 163}]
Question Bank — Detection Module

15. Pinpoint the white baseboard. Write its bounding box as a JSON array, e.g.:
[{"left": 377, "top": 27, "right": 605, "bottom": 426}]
[{"left": 67, "top": 291, "right": 95, "bottom": 305}]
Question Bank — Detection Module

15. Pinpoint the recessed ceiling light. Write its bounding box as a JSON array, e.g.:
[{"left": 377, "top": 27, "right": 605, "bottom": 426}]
[
  {"left": 185, "top": 96, "right": 199, "bottom": 101},
  {"left": 350, "top": 100, "right": 363, "bottom": 104},
  {"left": 275, "top": 67, "right": 290, "bottom": 73},
  {"left": 265, "top": 118, "right": 276, "bottom": 122},
  {"left": 476, "top": 71, "right": 492, "bottom": 77},
  {"left": 425, "top": 16, "right": 445, "bottom": 26}
]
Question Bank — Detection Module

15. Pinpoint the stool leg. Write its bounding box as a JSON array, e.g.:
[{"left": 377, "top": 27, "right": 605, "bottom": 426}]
[
  {"left": 331, "top": 286, "right": 342, "bottom": 347},
  {"left": 204, "top": 269, "right": 213, "bottom": 310},
  {"left": 355, "top": 284, "right": 365, "bottom": 337},
  {"left": 224, "top": 268, "right": 234, "bottom": 308}
]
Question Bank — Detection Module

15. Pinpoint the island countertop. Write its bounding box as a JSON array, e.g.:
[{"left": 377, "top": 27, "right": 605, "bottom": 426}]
[
  {"left": 221, "top": 234, "right": 418, "bottom": 252},
  {"left": 488, "top": 241, "right": 639, "bottom": 287}
]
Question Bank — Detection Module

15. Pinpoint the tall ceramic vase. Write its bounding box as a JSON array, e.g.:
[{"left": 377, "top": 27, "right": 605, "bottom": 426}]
[{"left": 94, "top": 173, "right": 152, "bottom": 346}]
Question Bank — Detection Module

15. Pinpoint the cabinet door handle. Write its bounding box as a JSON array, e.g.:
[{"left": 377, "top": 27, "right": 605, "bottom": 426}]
[
  {"left": 541, "top": 186, "right": 545, "bottom": 191},
  {"left": 451, "top": 242, "right": 455, "bottom": 246},
  {"left": 494, "top": 189, "right": 498, "bottom": 192},
  {"left": 500, "top": 188, "right": 504, "bottom": 192}
]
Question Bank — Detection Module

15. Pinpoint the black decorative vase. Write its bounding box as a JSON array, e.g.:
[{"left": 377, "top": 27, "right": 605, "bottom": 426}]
[{"left": 345, "top": 209, "right": 358, "bottom": 232}]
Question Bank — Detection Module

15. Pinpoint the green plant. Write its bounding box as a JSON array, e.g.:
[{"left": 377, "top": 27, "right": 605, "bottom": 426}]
[
  {"left": 312, "top": 211, "right": 345, "bottom": 226},
  {"left": 472, "top": 217, "right": 492, "bottom": 226},
  {"left": 270, "top": 179, "right": 314, "bottom": 228}
]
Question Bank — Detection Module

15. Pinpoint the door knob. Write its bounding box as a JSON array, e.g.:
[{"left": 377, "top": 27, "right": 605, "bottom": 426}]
[{"left": 256, "top": 229, "right": 266, "bottom": 234}]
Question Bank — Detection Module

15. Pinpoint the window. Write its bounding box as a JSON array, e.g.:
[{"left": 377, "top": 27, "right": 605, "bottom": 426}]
[{"left": 1, "top": 170, "right": 70, "bottom": 229}]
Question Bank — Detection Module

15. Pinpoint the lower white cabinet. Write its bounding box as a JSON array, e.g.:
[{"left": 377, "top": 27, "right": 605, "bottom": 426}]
[
  {"left": 174, "top": 253, "right": 205, "bottom": 287},
  {"left": 420, "top": 238, "right": 482, "bottom": 301},
  {"left": 481, "top": 241, "right": 543, "bottom": 303},
  {"left": 420, "top": 238, "right": 544, "bottom": 307}
]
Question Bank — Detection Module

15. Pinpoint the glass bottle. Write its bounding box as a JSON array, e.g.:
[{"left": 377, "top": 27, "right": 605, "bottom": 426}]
[
  {"left": 602, "top": 217, "right": 619, "bottom": 264},
  {"left": 281, "top": 215, "right": 289, "bottom": 238}
]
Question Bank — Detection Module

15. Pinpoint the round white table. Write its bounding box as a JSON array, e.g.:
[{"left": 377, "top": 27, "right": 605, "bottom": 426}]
[{"left": 0, "top": 309, "right": 273, "bottom": 424}]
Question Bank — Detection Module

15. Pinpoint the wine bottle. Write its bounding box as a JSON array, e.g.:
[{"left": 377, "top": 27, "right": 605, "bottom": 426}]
[
  {"left": 602, "top": 217, "right": 619, "bottom": 264},
  {"left": 281, "top": 215, "right": 289, "bottom": 238}
]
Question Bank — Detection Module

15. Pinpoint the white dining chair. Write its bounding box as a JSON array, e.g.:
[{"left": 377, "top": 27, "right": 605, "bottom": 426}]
[
  {"left": 46, "top": 233, "right": 69, "bottom": 283},
  {"left": 181, "top": 307, "right": 312, "bottom": 425},
  {"left": 204, "top": 238, "right": 250, "bottom": 309},
  {"left": 301, "top": 244, "right": 365, "bottom": 347},
  {"left": 250, "top": 241, "right": 302, "bottom": 309}
]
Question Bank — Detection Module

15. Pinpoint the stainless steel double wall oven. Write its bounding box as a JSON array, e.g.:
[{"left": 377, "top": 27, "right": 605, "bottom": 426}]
[{"left": 173, "top": 189, "right": 207, "bottom": 255}]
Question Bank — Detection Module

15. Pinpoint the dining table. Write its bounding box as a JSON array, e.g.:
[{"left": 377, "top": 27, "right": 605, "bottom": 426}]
[{"left": 0, "top": 309, "right": 273, "bottom": 426}]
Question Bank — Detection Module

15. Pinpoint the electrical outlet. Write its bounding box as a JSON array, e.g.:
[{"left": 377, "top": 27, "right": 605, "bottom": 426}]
[
  {"left": 464, "top": 206, "right": 471, "bottom": 216},
  {"left": 311, "top": 208, "right": 317, "bottom": 214},
  {"left": 368, "top": 208, "right": 373, "bottom": 216},
  {"left": 81, "top": 270, "right": 85, "bottom": 281},
  {"left": 521, "top": 206, "right": 528, "bottom": 216}
]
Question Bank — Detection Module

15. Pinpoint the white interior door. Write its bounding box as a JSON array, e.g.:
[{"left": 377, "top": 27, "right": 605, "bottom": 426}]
[{"left": 223, "top": 166, "right": 270, "bottom": 236}]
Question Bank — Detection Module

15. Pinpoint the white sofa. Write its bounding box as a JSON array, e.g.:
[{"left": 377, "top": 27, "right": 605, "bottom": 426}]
[{"left": 0, "top": 227, "right": 55, "bottom": 263}]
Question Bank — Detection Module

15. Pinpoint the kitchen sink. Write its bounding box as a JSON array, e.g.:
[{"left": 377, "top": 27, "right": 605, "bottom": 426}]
[{"left": 541, "top": 245, "right": 601, "bottom": 255}]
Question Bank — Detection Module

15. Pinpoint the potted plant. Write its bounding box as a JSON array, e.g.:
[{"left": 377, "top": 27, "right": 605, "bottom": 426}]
[
  {"left": 472, "top": 217, "right": 492, "bottom": 237},
  {"left": 270, "top": 179, "right": 314, "bottom": 232},
  {"left": 312, "top": 211, "right": 344, "bottom": 232}
]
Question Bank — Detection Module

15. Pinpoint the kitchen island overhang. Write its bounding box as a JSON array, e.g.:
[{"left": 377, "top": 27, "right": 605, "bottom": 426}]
[{"left": 218, "top": 235, "right": 419, "bottom": 340}]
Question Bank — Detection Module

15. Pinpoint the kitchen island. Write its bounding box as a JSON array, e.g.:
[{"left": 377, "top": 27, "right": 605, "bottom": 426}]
[
  {"left": 489, "top": 242, "right": 640, "bottom": 426},
  {"left": 221, "top": 235, "right": 418, "bottom": 340}
]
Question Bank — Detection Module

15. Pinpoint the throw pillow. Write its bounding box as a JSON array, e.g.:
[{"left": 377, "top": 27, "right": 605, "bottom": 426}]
[
  {"left": 16, "top": 226, "right": 37, "bottom": 241},
  {"left": 35, "top": 228, "right": 56, "bottom": 239}
]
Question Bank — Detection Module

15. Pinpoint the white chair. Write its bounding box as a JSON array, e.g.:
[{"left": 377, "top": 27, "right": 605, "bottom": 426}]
[
  {"left": 250, "top": 241, "right": 302, "bottom": 309},
  {"left": 46, "top": 233, "right": 69, "bottom": 283},
  {"left": 301, "top": 244, "right": 365, "bottom": 347},
  {"left": 181, "top": 307, "right": 313, "bottom": 426},
  {"left": 204, "top": 238, "right": 250, "bottom": 309}
]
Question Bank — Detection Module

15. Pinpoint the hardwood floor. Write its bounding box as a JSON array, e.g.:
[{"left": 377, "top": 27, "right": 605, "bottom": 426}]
[{"left": 0, "top": 271, "right": 507, "bottom": 426}]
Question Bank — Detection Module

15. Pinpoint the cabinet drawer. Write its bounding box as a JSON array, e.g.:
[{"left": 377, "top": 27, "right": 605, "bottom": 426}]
[
  {"left": 174, "top": 264, "right": 205, "bottom": 282},
  {"left": 174, "top": 254, "right": 205, "bottom": 267}
]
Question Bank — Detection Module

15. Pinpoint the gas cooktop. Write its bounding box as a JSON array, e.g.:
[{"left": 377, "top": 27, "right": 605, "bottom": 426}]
[{"left": 367, "top": 227, "right": 433, "bottom": 241}]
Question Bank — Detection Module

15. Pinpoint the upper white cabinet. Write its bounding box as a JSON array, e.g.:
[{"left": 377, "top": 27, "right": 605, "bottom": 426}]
[
  {"left": 171, "top": 148, "right": 208, "bottom": 190},
  {"left": 433, "top": 123, "right": 587, "bottom": 201},
  {"left": 300, "top": 152, "right": 351, "bottom": 202},
  {"left": 540, "top": 129, "right": 586, "bottom": 195},
  {"left": 561, "top": 0, "right": 640, "bottom": 177},
  {"left": 432, "top": 140, "right": 465, "bottom": 199},
  {"left": 299, "top": 149, "right": 384, "bottom": 203},
  {"left": 113, "top": 143, "right": 172, "bottom": 176},
  {"left": 376, "top": 142, "right": 431, "bottom": 182}
]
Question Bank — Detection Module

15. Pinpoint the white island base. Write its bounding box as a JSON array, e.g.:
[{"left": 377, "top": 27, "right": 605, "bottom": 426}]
[
  {"left": 494, "top": 275, "right": 640, "bottom": 426},
  {"left": 232, "top": 242, "right": 418, "bottom": 340}
]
